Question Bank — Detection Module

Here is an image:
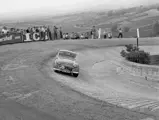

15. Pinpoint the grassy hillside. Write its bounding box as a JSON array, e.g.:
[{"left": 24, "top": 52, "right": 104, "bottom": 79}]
[{"left": 2, "top": 4, "right": 159, "bottom": 37}]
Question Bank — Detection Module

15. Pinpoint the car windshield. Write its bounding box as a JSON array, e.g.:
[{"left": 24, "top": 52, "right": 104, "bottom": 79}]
[{"left": 58, "top": 51, "right": 76, "bottom": 60}]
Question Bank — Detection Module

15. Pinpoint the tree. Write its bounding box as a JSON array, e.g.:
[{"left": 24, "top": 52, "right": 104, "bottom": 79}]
[
  {"left": 123, "top": 26, "right": 130, "bottom": 32},
  {"left": 107, "top": 10, "right": 113, "bottom": 16},
  {"left": 111, "top": 24, "right": 118, "bottom": 32},
  {"left": 98, "top": 12, "right": 106, "bottom": 16},
  {"left": 152, "top": 21, "right": 159, "bottom": 36},
  {"left": 116, "top": 10, "right": 127, "bottom": 16},
  {"left": 157, "top": 6, "right": 159, "bottom": 11}
]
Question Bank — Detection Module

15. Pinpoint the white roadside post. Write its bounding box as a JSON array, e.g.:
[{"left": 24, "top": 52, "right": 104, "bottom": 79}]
[
  {"left": 98, "top": 28, "right": 101, "bottom": 39},
  {"left": 137, "top": 28, "right": 140, "bottom": 49},
  {"left": 137, "top": 28, "right": 141, "bottom": 75}
]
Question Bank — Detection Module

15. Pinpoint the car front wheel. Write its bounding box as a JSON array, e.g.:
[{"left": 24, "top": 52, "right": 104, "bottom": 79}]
[
  {"left": 54, "top": 69, "right": 59, "bottom": 73},
  {"left": 73, "top": 73, "right": 79, "bottom": 77}
]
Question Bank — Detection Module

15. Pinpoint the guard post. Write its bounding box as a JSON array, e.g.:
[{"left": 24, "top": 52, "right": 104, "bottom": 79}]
[{"left": 137, "top": 28, "right": 140, "bottom": 50}]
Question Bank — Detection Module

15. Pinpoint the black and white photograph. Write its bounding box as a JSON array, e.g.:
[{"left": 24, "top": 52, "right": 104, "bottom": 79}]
[{"left": 0, "top": 0, "right": 159, "bottom": 120}]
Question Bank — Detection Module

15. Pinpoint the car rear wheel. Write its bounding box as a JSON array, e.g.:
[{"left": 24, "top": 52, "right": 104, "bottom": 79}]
[
  {"left": 54, "top": 70, "right": 59, "bottom": 73},
  {"left": 73, "top": 73, "right": 79, "bottom": 77}
]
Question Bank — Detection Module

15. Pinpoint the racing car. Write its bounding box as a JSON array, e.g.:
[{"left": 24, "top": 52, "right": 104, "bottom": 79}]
[{"left": 53, "top": 50, "right": 79, "bottom": 77}]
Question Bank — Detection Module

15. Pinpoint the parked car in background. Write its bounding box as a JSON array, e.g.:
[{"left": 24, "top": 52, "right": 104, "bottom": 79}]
[{"left": 53, "top": 50, "right": 79, "bottom": 77}]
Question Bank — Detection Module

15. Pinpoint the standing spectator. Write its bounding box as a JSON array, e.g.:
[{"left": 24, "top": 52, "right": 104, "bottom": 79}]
[
  {"left": 118, "top": 28, "right": 123, "bottom": 38},
  {"left": 59, "top": 27, "right": 63, "bottom": 39},
  {"left": 39, "top": 26, "right": 42, "bottom": 40},
  {"left": 103, "top": 30, "right": 107, "bottom": 39},
  {"left": 88, "top": 31, "right": 92, "bottom": 39},
  {"left": 43, "top": 26, "right": 46, "bottom": 40},
  {"left": 26, "top": 28, "right": 30, "bottom": 33},
  {"left": 28, "top": 27, "right": 31, "bottom": 33},
  {"left": 36, "top": 27, "right": 39, "bottom": 32},
  {"left": 25, "top": 28, "right": 31, "bottom": 41},
  {"left": 98, "top": 28, "right": 101, "bottom": 39},
  {"left": 30, "top": 27, "right": 32, "bottom": 31},
  {"left": 63, "top": 33, "right": 66, "bottom": 40},
  {"left": 38, "top": 26, "right": 41, "bottom": 32},
  {"left": 17, "top": 29, "right": 20, "bottom": 33},
  {"left": 47, "top": 26, "right": 52, "bottom": 40},
  {"left": 91, "top": 26, "right": 96, "bottom": 39},
  {"left": 53, "top": 26, "right": 58, "bottom": 40},
  {"left": 40, "top": 26, "right": 44, "bottom": 40},
  {"left": 43, "top": 26, "right": 47, "bottom": 40},
  {"left": 32, "top": 27, "right": 36, "bottom": 33}
]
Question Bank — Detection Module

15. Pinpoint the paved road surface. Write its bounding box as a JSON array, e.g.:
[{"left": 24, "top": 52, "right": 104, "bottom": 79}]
[{"left": 0, "top": 39, "right": 158, "bottom": 120}]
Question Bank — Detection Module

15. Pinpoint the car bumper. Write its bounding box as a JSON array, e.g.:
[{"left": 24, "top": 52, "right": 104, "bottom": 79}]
[{"left": 53, "top": 67, "right": 79, "bottom": 74}]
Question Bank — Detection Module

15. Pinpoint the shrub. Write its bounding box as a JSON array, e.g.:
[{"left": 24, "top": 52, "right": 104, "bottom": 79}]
[
  {"left": 132, "top": 46, "right": 139, "bottom": 52},
  {"left": 125, "top": 44, "right": 133, "bottom": 52},
  {"left": 125, "top": 44, "right": 139, "bottom": 52},
  {"left": 152, "top": 21, "right": 159, "bottom": 36},
  {"left": 126, "top": 50, "right": 150, "bottom": 64},
  {"left": 120, "top": 50, "right": 127, "bottom": 57},
  {"left": 121, "top": 44, "right": 150, "bottom": 64}
]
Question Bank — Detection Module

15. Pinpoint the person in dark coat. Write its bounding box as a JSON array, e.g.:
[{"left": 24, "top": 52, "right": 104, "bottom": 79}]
[
  {"left": 118, "top": 28, "right": 123, "bottom": 38},
  {"left": 91, "top": 26, "right": 96, "bottom": 39},
  {"left": 103, "top": 31, "right": 107, "bottom": 39},
  {"left": 59, "top": 27, "right": 63, "bottom": 39},
  {"left": 47, "top": 26, "right": 52, "bottom": 40},
  {"left": 26, "top": 29, "right": 30, "bottom": 33},
  {"left": 53, "top": 26, "right": 58, "bottom": 40},
  {"left": 39, "top": 26, "right": 43, "bottom": 40}
]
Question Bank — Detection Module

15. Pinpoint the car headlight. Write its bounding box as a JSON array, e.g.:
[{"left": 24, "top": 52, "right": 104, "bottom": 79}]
[
  {"left": 56, "top": 61, "right": 61, "bottom": 66},
  {"left": 73, "top": 65, "right": 79, "bottom": 72},
  {"left": 61, "top": 66, "right": 65, "bottom": 69}
]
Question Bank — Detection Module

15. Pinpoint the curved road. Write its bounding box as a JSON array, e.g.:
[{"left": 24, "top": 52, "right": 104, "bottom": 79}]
[{"left": 0, "top": 39, "right": 159, "bottom": 120}]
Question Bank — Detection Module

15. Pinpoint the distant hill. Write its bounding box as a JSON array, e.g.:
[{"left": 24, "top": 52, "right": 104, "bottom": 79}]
[{"left": 2, "top": 3, "right": 159, "bottom": 37}]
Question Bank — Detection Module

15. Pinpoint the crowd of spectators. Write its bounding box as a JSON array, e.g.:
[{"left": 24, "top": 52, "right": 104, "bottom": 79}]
[
  {"left": 0, "top": 25, "right": 122, "bottom": 40},
  {"left": 24, "top": 26, "right": 53, "bottom": 40},
  {"left": 0, "top": 26, "right": 22, "bottom": 34},
  {"left": 0, "top": 25, "right": 62, "bottom": 40}
]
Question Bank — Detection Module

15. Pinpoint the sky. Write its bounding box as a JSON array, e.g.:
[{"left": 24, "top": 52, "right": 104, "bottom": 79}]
[{"left": 0, "top": 0, "right": 159, "bottom": 20}]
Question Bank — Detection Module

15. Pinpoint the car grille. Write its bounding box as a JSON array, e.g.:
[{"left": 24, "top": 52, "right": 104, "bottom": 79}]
[{"left": 64, "top": 66, "right": 73, "bottom": 71}]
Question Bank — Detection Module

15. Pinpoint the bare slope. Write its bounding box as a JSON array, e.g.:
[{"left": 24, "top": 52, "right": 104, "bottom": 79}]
[{"left": 3, "top": 7, "right": 159, "bottom": 36}]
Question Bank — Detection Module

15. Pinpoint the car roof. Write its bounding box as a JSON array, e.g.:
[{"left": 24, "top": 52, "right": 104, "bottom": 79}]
[{"left": 58, "top": 49, "right": 77, "bottom": 54}]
